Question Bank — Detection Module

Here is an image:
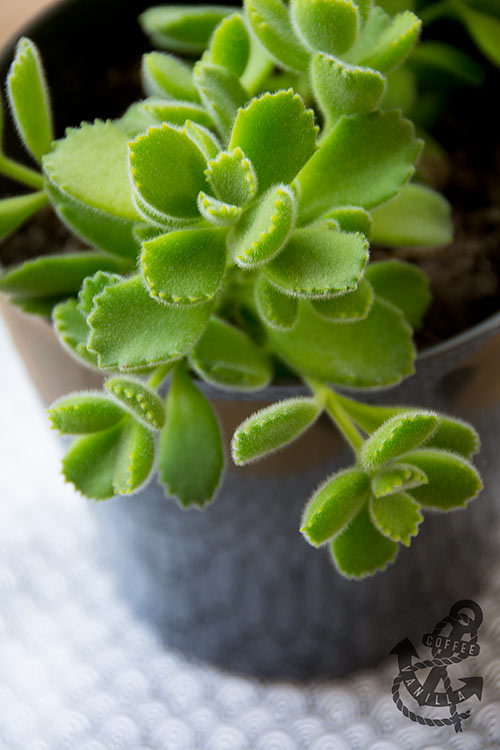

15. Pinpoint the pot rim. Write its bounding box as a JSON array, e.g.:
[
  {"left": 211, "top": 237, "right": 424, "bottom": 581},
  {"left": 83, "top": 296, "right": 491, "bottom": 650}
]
[{"left": 2, "top": 0, "right": 500, "bottom": 398}]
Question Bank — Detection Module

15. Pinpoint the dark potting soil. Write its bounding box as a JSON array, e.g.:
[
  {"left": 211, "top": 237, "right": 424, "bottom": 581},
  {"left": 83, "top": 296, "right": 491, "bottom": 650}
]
[{"left": 1, "top": 75, "right": 499, "bottom": 349}]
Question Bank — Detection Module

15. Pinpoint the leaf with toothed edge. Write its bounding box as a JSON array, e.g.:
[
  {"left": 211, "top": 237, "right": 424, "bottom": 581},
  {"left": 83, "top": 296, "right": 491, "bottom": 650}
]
[
  {"left": 264, "top": 228, "right": 369, "bottom": 299},
  {"left": 291, "top": 0, "right": 359, "bottom": 56},
  {"left": 401, "top": 449, "right": 483, "bottom": 511},
  {"left": 141, "top": 228, "right": 227, "bottom": 305},
  {"left": 7, "top": 37, "right": 53, "bottom": 161},
  {"left": 48, "top": 393, "right": 125, "bottom": 434},
  {"left": 78, "top": 272, "right": 122, "bottom": 316},
  {"left": 371, "top": 462, "right": 428, "bottom": 498},
  {"left": 424, "top": 417, "right": 480, "bottom": 459},
  {"left": 232, "top": 397, "right": 321, "bottom": 465},
  {"left": 205, "top": 148, "right": 258, "bottom": 206},
  {"left": 140, "top": 5, "right": 237, "bottom": 55},
  {"left": 228, "top": 184, "right": 296, "bottom": 267},
  {"left": 356, "top": 11, "right": 422, "bottom": 73},
  {"left": 365, "top": 259, "right": 430, "bottom": 329},
  {"left": 189, "top": 316, "right": 273, "bottom": 390},
  {"left": 245, "top": 0, "right": 310, "bottom": 72},
  {"left": 129, "top": 124, "right": 210, "bottom": 221},
  {"left": 140, "top": 98, "right": 214, "bottom": 129},
  {"left": 360, "top": 411, "right": 439, "bottom": 471},
  {"left": 229, "top": 91, "right": 318, "bottom": 194},
  {"left": 311, "top": 279, "right": 374, "bottom": 322},
  {"left": 301, "top": 468, "right": 371, "bottom": 547},
  {"left": 331, "top": 504, "right": 399, "bottom": 578},
  {"left": 208, "top": 13, "right": 250, "bottom": 76},
  {"left": 194, "top": 62, "right": 248, "bottom": 141},
  {"left": 369, "top": 491, "right": 423, "bottom": 546},
  {"left": 158, "top": 364, "right": 224, "bottom": 507},
  {"left": 255, "top": 275, "right": 298, "bottom": 330},
  {"left": 321, "top": 206, "right": 373, "bottom": 237},
  {"left": 183, "top": 120, "right": 221, "bottom": 160},
  {"left": 88, "top": 275, "right": 212, "bottom": 371},
  {"left": 141, "top": 52, "right": 200, "bottom": 102},
  {"left": 105, "top": 376, "right": 165, "bottom": 430},
  {"left": 197, "top": 193, "right": 242, "bottom": 225}
]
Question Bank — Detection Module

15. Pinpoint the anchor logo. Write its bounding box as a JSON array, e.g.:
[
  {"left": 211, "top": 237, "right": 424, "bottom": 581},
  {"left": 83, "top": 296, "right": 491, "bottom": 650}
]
[{"left": 391, "top": 599, "right": 484, "bottom": 733}]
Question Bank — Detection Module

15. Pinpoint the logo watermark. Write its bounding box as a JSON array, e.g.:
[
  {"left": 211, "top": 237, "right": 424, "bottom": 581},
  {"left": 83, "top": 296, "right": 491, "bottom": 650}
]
[{"left": 391, "top": 599, "right": 483, "bottom": 733}]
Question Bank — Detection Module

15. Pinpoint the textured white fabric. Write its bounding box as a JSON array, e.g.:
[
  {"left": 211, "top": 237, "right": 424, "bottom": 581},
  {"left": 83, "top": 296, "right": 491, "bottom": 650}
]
[{"left": 1, "top": 315, "right": 499, "bottom": 750}]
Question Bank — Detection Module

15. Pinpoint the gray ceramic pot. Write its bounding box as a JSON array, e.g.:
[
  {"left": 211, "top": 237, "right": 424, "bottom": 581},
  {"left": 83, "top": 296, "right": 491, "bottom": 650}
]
[{"left": 1, "top": 0, "right": 500, "bottom": 680}]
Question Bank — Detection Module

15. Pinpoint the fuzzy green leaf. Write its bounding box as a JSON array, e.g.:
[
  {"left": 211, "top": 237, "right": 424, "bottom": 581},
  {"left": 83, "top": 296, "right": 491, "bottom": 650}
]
[
  {"left": 228, "top": 184, "right": 296, "bottom": 267},
  {"left": 141, "top": 228, "right": 227, "bottom": 304},
  {"left": 88, "top": 276, "right": 211, "bottom": 370},
  {"left": 183, "top": 120, "right": 221, "bottom": 160},
  {"left": 371, "top": 183, "right": 452, "bottom": 248},
  {"left": 129, "top": 123, "right": 210, "bottom": 221},
  {"left": 403, "top": 448, "right": 483, "bottom": 510},
  {"left": 456, "top": 2, "right": 500, "bottom": 66},
  {"left": 7, "top": 37, "right": 53, "bottom": 162},
  {"left": 322, "top": 206, "right": 373, "bottom": 236},
  {"left": 424, "top": 417, "right": 480, "bottom": 459},
  {"left": 291, "top": 0, "right": 359, "bottom": 56},
  {"left": 0, "top": 252, "right": 128, "bottom": 299},
  {"left": 360, "top": 411, "right": 438, "bottom": 470},
  {"left": 78, "top": 271, "right": 122, "bottom": 316},
  {"left": 206, "top": 147, "right": 257, "bottom": 206},
  {"left": 140, "top": 5, "right": 236, "bottom": 55},
  {"left": 194, "top": 62, "right": 248, "bottom": 140},
  {"left": 141, "top": 52, "right": 200, "bottom": 102},
  {"left": 48, "top": 393, "right": 125, "bottom": 434},
  {"left": 232, "top": 396, "right": 321, "bottom": 464},
  {"left": 255, "top": 275, "right": 298, "bottom": 329},
  {"left": 297, "top": 110, "right": 421, "bottom": 223},
  {"left": 158, "top": 365, "right": 224, "bottom": 507},
  {"left": 190, "top": 316, "right": 273, "bottom": 390},
  {"left": 52, "top": 299, "right": 99, "bottom": 369},
  {"left": 331, "top": 503, "right": 398, "bottom": 578},
  {"left": 197, "top": 192, "right": 242, "bottom": 225},
  {"left": 62, "top": 417, "right": 155, "bottom": 500},
  {"left": 209, "top": 13, "right": 250, "bottom": 76},
  {"left": 301, "top": 468, "right": 371, "bottom": 546},
  {"left": 245, "top": 0, "right": 310, "bottom": 72},
  {"left": 311, "top": 279, "right": 374, "bottom": 321},
  {"left": 230, "top": 91, "right": 317, "bottom": 194},
  {"left": 369, "top": 491, "right": 422, "bottom": 546},
  {"left": 117, "top": 102, "right": 158, "bottom": 137},
  {"left": 365, "top": 259, "right": 430, "bottom": 329},
  {"left": 140, "top": 98, "right": 213, "bottom": 128},
  {"left": 105, "top": 376, "right": 165, "bottom": 430},
  {"left": 264, "top": 228, "right": 368, "bottom": 298},
  {"left": 371, "top": 462, "right": 428, "bottom": 498},
  {"left": 45, "top": 183, "right": 140, "bottom": 260},
  {"left": 356, "top": 11, "right": 421, "bottom": 72},
  {"left": 43, "top": 120, "right": 142, "bottom": 222},
  {"left": 270, "top": 296, "right": 414, "bottom": 387},
  {"left": 10, "top": 295, "right": 64, "bottom": 317},
  {"left": 311, "top": 53, "right": 386, "bottom": 126},
  {"left": 0, "top": 192, "right": 47, "bottom": 240}
]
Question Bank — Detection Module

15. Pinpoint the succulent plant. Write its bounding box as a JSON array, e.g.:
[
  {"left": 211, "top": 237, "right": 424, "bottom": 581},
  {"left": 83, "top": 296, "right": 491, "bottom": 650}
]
[{"left": 0, "top": 0, "right": 483, "bottom": 578}]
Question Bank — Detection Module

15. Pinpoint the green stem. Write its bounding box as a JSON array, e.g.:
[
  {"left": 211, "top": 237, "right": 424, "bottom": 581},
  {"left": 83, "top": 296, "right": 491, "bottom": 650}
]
[
  {"left": 305, "top": 377, "right": 364, "bottom": 454},
  {"left": 147, "top": 362, "right": 174, "bottom": 390},
  {"left": 0, "top": 154, "right": 44, "bottom": 190}
]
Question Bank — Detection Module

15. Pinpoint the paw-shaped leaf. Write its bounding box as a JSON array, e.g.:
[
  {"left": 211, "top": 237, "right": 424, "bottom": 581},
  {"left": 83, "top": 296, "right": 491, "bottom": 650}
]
[
  {"left": 140, "top": 5, "right": 236, "bottom": 55},
  {"left": 48, "top": 393, "right": 125, "bottom": 434},
  {"left": 0, "top": 192, "right": 47, "bottom": 240},
  {"left": 205, "top": 147, "right": 257, "bottom": 206},
  {"left": 321, "top": 206, "right": 373, "bottom": 237},
  {"left": 356, "top": 11, "right": 422, "bottom": 73},
  {"left": 7, "top": 37, "right": 53, "bottom": 161},
  {"left": 297, "top": 110, "right": 421, "bottom": 223},
  {"left": 311, "top": 279, "right": 373, "bottom": 322},
  {"left": 183, "top": 120, "right": 221, "bottom": 160},
  {"left": 189, "top": 316, "right": 273, "bottom": 390},
  {"left": 228, "top": 184, "right": 296, "bottom": 267},
  {"left": 301, "top": 468, "right": 371, "bottom": 546},
  {"left": 269, "top": 296, "right": 414, "bottom": 387},
  {"left": 255, "top": 275, "right": 298, "bottom": 330},
  {"left": 369, "top": 491, "right": 422, "bottom": 546},
  {"left": 330, "top": 504, "right": 398, "bottom": 578},
  {"left": 43, "top": 120, "right": 142, "bottom": 222},
  {"left": 365, "top": 259, "right": 430, "bottom": 329},
  {"left": 158, "top": 365, "right": 224, "bottom": 507},
  {"left": 424, "top": 417, "right": 480, "bottom": 459},
  {"left": 208, "top": 13, "right": 250, "bottom": 77},
  {"left": 360, "top": 411, "right": 438, "bottom": 471},
  {"left": 245, "top": 0, "right": 310, "bottom": 72},
  {"left": 371, "top": 462, "right": 428, "bottom": 498},
  {"left": 197, "top": 193, "right": 242, "bottom": 225},
  {"left": 402, "top": 449, "right": 483, "bottom": 510},
  {"left": 230, "top": 90, "right": 317, "bottom": 193},
  {"left": 194, "top": 62, "right": 248, "bottom": 140},
  {"left": 129, "top": 123, "right": 210, "bottom": 221},
  {"left": 291, "top": 0, "right": 359, "bottom": 56},
  {"left": 141, "top": 227, "right": 227, "bottom": 304},
  {"left": 105, "top": 376, "right": 166, "bottom": 430},
  {"left": 88, "top": 276, "right": 212, "bottom": 370},
  {"left": 141, "top": 52, "right": 200, "bottom": 101},
  {"left": 264, "top": 227, "right": 368, "bottom": 298},
  {"left": 62, "top": 417, "right": 155, "bottom": 500},
  {"left": 370, "top": 183, "right": 452, "bottom": 248},
  {"left": 232, "top": 396, "right": 321, "bottom": 464},
  {"left": 140, "top": 98, "right": 213, "bottom": 129}
]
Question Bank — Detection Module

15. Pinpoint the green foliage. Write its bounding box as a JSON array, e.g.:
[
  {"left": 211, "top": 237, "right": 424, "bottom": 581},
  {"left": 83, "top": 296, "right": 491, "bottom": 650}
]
[
  {"left": 158, "top": 364, "right": 224, "bottom": 506},
  {"left": 0, "top": 6, "right": 486, "bottom": 580}
]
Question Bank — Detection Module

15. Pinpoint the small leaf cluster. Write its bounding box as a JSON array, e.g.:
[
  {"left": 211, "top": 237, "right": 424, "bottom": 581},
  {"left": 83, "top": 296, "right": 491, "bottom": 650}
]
[{"left": 0, "top": 2, "right": 483, "bottom": 578}]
